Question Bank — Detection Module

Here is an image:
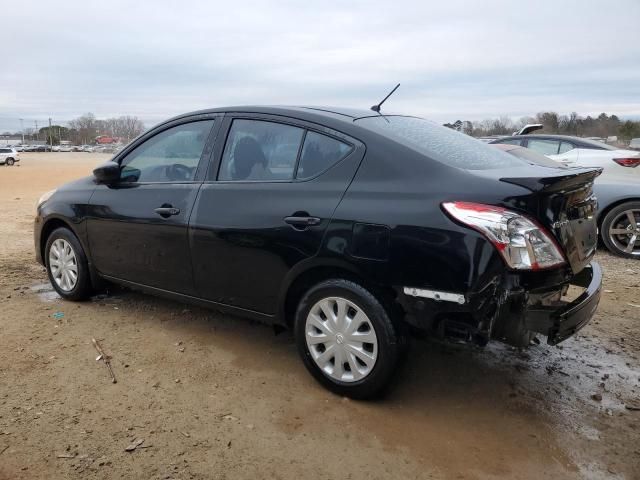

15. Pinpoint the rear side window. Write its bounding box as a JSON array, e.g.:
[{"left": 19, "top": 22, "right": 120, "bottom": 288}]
[
  {"left": 0, "top": 148, "right": 9, "bottom": 153},
  {"left": 527, "top": 139, "right": 560, "bottom": 155},
  {"left": 296, "top": 132, "right": 352, "bottom": 180},
  {"left": 558, "top": 141, "right": 576, "bottom": 154},
  {"left": 219, "top": 120, "right": 304, "bottom": 181},
  {"left": 356, "top": 116, "right": 525, "bottom": 170}
]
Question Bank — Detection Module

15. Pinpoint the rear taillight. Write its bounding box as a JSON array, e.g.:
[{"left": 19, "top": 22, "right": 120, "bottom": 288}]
[
  {"left": 613, "top": 157, "right": 640, "bottom": 168},
  {"left": 442, "top": 201, "right": 566, "bottom": 271}
]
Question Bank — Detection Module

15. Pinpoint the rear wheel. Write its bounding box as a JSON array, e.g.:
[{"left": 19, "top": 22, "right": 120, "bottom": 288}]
[
  {"left": 294, "top": 279, "right": 404, "bottom": 399},
  {"left": 45, "top": 227, "right": 93, "bottom": 300},
  {"left": 601, "top": 201, "right": 640, "bottom": 259},
  {"left": 6, "top": 158, "right": 14, "bottom": 166}
]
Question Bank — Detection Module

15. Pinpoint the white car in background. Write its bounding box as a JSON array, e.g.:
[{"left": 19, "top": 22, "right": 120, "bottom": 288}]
[
  {"left": 0, "top": 147, "right": 20, "bottom": 166},
  {"left": 490, "top": 133, "right": 640, "bottom": 178}
]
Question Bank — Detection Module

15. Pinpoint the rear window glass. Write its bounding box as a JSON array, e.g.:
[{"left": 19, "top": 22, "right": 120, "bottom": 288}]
[
  {"left": 296, "top": 131, "right": 352, "bottom": 179},
  {"left": 578, "top": 138, "right": 616, "bottom": 150},
  {"left": 355, "top": 116, "right": 525, "bottom": 170},
  {"left": 219, "top": 119, "right": 304, "bottom": 181},
  {"left": 501, "top": 146, "right": 566, "bottom": 169}
]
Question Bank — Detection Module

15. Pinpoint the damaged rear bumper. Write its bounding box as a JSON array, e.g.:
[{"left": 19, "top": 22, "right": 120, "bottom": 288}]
[
  {"left": 398, "top": 261, "right": 602, "bottom": 347},
  {"left": 525, "top": 262, "right": 602, "bottom": 345}
]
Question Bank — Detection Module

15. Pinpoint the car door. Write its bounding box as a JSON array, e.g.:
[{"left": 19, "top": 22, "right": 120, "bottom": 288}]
[
  {"left": 86, "top": 116, "right": 220, "bottom": 295},
  {"left": 189, "top": 114, "right": 365, "bottom": 314}
]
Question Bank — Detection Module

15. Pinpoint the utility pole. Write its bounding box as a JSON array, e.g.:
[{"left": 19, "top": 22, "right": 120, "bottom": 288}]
[
  {"left": 19, "top": 118, "right": 25, "bottom": 145},
  {"left": 34, "top": 120, "right": 38, "bottom": 141},
  {"left": 48, "top": 118, "right": 53, "bottom": 150}
]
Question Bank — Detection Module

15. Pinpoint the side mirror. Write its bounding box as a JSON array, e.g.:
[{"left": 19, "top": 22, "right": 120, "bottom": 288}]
[{"left": 93, "top": 161, "right": 120, "bottom": 184}]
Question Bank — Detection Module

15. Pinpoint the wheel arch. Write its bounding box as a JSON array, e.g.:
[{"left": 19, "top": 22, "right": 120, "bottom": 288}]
[
  {"left": 278, "top": 259, "right": 401, "bottom": 329},
  {"left": 40, "top": 217, "right": 80, "bottom": 263}
]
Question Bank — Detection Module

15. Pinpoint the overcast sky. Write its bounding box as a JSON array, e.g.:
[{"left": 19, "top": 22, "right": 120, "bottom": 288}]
[{"left": 1, "top": 0, "right": 639, "bottom": 132}]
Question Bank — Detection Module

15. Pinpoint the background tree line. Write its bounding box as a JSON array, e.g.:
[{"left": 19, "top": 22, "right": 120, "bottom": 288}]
[
  {"left": 445, "top": 112, "right": 640, "bottom": 143},
  {"left": 36, "top": 113, "right": 145, "bottom": 145}
]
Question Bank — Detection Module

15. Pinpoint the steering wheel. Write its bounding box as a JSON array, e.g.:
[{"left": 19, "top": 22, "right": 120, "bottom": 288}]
[{"left": 166, "top": 163, "right": 193, "bottom": 181}]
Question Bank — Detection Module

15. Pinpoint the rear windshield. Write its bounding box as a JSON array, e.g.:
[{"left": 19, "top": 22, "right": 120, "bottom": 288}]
[
  {"left": 355, "top": 116, "right": 526, "bottom": 170},
  {"left": 577, "top": 138, "right": 616, "bottom": 150},
  {"left": 500, "top": 145, "right": 568, "bottom": 168}
]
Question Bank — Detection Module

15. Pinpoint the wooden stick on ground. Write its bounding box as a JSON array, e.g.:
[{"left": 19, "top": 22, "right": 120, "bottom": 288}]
[{"left": 92, "top": 338, "right": 117, "bottom": 384}]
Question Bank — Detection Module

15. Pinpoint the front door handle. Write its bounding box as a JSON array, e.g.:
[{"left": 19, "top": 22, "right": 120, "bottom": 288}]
[
  {"left": 284, "top": 215, "right": 321, "bottom": 229},
  {"left": 154, "top": 206, "right": 181, "bottom": 218}
]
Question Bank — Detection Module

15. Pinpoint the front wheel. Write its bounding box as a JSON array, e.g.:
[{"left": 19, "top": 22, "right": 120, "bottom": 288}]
[
  {"left": 294, "top": 279, "right": 404, "bottom": 399},
  {"left": 601, "top": 201, "right": 640, "bottom": 259},
  {"left": 45, "top": 227, "right": 93, "bottom": 300},
  {"left": 6, "top": 158, "right": 14, "bottom": 166}
]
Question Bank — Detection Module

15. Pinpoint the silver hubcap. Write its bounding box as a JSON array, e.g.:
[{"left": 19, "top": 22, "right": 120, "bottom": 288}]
[
  {"left": 305, "top": 297, "right": 378, "bottom": 383},
  {"left": 48, "top": 239, "right": 78, "bottom": 291},
  {"left": 609, "top": 209, "right": 640, "bottom": 256}
]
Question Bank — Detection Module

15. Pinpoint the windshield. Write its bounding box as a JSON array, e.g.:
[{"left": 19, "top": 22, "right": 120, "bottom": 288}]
[{"left": 355, "top": 116, "right": 527, "bottom": 170}]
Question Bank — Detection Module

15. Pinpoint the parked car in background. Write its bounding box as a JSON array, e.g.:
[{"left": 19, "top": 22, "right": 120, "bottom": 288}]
[
  {"left": 35, "top": 106, "right": 603, "bottom": 398},
  {"left": 58, "top": 145, "right": 72, "bottom": 152},
  {"left": 0, "top": 147, "right": 20, "bottom": 166},
  {"left": 80, "top": 145, "right": 94, "bottom": 152},
  {"left": 489, "top": 134, "right": 640, "bottom": 178},
  {"left": 629, "top": 138, "right": 640, "bottom": 151},
  {"left": 493, "top": 143, "right": 640, "bottom": 259},
  {"left": 27, "top": 145, "right": 52, "bottom": 152}
]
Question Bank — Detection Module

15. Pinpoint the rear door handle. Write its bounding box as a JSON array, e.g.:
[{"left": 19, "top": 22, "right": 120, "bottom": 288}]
[
  {"left": 154, "top": 206, "right": 181, "bottom": 217},
  {"left": 284, "top": 216, "right": 321, "bottom": 228}
]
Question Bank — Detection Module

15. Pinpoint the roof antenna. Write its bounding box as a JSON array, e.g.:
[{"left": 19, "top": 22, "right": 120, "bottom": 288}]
[{"left": 371, "top": 83, "right": 400, "bottom": 113}]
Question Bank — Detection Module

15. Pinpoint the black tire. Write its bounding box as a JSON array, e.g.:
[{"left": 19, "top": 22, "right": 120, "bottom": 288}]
[
  {"left": 6, "top": 158, "right": 14, "bottom": 166},
  {"left": 294, "top": 279, "right": 405, "bottom": 399},
  {"left": 45, "top": 227, "right": 93, "bottom": 300},
  {"left": 601, "top": 201, "right": 640, "bottom": 259}
]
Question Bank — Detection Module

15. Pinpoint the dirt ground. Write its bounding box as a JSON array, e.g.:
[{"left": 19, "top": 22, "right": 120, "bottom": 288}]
[{"left": 0, "top": 153, "right": 639, "bottom": 480}]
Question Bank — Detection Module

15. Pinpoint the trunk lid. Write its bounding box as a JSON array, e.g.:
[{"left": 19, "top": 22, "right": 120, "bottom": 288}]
[{"left": 500, "top": 167, "right": 601, "bottom": 273}]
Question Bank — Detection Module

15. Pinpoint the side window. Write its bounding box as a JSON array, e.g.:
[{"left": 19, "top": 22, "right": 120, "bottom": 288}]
[
  {"left": 219, "top": 119, "right": 304, "bottom": 181},
  {"left": 526, "top": 139, "right": 560, "bottom": 156},
  {"left": 120, "top": 120, "right": 214, "bottom": 183},
  {"left": 296, "top": 131, "right": 352, "bottom": 180},
  {"left": 558, "top": 141, "right": 576, "bottom": 154}
]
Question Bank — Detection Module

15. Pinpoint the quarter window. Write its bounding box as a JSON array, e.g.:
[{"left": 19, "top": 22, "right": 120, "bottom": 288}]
[
  {"left": 296, "top": 132, "right": 352, "bottom": 179},
  {"left": 219, "top": 119, "right": 304, "bottom": 181},
  {"left": 119, "top": 120, "right": 214, "bottom": 183},
  {"left": 527, "top": 139, "right": 560, "bottom": 156}
]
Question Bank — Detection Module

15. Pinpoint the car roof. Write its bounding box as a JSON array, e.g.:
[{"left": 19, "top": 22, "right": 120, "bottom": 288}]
[{"left": 158, "top": 105, "right": 398, "bottom": 127}]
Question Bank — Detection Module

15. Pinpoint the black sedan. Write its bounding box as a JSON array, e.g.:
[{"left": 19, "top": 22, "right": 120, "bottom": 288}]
[{"left": 35, "top": 106, "right": 602, "bottom": 398}]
